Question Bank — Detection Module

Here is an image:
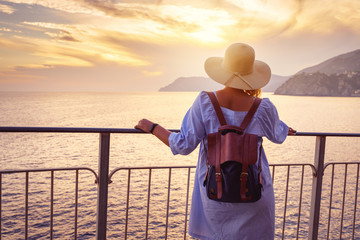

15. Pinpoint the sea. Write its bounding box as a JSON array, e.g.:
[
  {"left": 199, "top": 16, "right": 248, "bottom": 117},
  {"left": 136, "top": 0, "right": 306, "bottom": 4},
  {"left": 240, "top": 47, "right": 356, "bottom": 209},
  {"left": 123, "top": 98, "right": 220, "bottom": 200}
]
[{"left": 0, "top": 92, "right": 359, "bottom": 239}]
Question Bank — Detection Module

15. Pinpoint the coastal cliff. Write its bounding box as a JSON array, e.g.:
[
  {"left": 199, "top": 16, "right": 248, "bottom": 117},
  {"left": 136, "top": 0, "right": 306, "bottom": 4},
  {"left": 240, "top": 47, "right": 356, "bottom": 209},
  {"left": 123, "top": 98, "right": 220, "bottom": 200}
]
[
  {"left": 275, "top": 49, "right": 360, "bottom": 97},
  {"left": 274, "top": 71, "right": 360, "bottom": 97}
]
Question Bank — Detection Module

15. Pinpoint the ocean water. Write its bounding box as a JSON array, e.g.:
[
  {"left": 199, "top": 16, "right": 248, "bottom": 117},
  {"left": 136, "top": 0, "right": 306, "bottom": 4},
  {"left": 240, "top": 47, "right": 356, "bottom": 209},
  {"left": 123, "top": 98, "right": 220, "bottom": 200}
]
[{"left": 0, "top": 92, "right": 359, "bottom": 239}]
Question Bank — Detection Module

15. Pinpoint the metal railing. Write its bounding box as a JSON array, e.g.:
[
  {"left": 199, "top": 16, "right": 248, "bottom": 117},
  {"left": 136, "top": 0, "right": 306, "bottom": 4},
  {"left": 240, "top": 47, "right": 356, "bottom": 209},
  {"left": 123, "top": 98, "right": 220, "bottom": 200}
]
[
  {"left": 0, "top": 167, "right": 98, "bottom": 239},
  {"left": 0, "top": 127, "right": 359, "bottom": 239},
  {"left": 108, "top": 166, "right": 194, "bottom": 239}
]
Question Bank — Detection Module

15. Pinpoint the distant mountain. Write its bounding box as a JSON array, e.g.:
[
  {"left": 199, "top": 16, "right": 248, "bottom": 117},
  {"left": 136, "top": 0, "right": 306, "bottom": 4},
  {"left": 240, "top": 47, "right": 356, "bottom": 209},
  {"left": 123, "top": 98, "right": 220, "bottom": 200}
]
[
  {"left": 275, "top": 49, "right": 360, "bottom": 97},
  {"left": 159, "top": 75, "right": 288, "bottom": 92},
  {"left": 159, "top": 77, "right": 223, "bottom": 92}
]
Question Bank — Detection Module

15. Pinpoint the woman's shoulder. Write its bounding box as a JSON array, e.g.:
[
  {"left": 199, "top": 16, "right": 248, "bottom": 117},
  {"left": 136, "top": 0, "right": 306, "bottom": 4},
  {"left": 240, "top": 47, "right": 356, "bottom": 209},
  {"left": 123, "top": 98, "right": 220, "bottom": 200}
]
[
  {"left": 198, "top": 90, "right": 211, "bottom": 98},
  {"left": 187, "top": 91, "right": 212, "bottom": 113},
  {"left": 190, "top": 91, "right": 222, "bottom": 118},
  {"left": 259, "top": 97, "right": 272, "bottom": 107},
  {"left": 194, "top": 91, "right": 212, "bottom": 105},
  {"left": 256, "top": 97, "right": 279, "bottom": 118}
]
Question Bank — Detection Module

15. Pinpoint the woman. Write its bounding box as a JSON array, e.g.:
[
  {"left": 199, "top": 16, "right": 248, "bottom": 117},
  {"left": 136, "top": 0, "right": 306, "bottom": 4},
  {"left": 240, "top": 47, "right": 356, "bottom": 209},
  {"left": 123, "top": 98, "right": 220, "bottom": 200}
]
[{"left": 135, "top": 43, "right": 296, "bottom": 239}]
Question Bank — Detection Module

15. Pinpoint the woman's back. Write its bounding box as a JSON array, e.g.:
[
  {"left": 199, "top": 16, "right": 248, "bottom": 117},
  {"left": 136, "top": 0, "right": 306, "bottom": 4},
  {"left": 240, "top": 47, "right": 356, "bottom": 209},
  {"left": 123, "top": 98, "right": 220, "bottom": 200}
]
[{"left": 215, "top": 87, "right": 257, "bottom": 112}]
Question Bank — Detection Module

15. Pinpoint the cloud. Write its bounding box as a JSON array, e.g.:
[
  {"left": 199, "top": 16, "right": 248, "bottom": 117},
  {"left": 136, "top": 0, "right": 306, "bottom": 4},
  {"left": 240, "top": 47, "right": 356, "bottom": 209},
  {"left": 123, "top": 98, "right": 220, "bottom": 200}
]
[
  {"left": 58, "top": 35, "right": 79, "bottom": 42},
  {"left": 0, "top": 27, "right": 17, "bottom": 32},
  {"left": 276, "top": 0, "right": 360, "bottom": 35},
  {"left": 1, "top": 18, "right": 152, "bottom": 69},
  {"left": 0, "top": 3, "right": 16, "bottom": 14},
  {"left": 6, "top": 0, "right": 358, "bottom": 46},
  {"left": 22, "top": 22, "right": 80, "bottom": 42},
  {"left": 6, "top": 0, "right": 98, "bottom": 14}
]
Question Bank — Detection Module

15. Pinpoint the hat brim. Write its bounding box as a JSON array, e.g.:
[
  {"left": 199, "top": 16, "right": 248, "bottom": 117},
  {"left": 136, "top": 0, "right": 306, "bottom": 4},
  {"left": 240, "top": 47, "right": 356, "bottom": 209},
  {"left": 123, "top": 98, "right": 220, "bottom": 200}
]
[{"left": 204, "top": 57, "right": 271, "bottom": 90}]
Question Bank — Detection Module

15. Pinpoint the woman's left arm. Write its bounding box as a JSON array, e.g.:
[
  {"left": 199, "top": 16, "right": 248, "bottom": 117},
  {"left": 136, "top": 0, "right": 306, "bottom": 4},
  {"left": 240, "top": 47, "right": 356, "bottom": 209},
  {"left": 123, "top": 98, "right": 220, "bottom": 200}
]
[{"left": 135, "top": 119, "right": 171, "bottom": 146}]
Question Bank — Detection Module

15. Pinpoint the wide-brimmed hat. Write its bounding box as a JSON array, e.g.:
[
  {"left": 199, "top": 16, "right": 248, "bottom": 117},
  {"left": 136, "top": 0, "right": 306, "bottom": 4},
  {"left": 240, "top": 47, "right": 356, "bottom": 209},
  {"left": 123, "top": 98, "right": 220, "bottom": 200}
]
[{"left": 204, "top": 43, "right": 271, "bottom": 90}]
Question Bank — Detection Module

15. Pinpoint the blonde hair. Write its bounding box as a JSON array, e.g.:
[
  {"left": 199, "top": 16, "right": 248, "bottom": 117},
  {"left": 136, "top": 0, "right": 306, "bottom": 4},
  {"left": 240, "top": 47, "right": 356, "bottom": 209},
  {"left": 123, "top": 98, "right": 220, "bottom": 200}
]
[{"left": 242, "top": 89, "right": 261, "bottom": 97}]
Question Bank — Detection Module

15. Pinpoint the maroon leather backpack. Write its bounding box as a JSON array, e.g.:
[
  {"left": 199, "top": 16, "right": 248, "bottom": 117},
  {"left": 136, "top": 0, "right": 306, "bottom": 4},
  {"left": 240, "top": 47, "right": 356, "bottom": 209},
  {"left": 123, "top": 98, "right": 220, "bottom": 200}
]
[{"left": 203, "top": 92, "right": 263, "bottom": 202}]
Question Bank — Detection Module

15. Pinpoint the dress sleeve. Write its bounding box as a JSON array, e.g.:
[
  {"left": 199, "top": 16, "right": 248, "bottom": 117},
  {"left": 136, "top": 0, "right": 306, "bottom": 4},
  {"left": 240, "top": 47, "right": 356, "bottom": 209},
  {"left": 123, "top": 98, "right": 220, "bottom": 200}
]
[
  {"left": 257, "top": 98, "right": 289, "bottom": 144},
  {"left": 168, "top": 92, "right": 206, "bottom": 155}
]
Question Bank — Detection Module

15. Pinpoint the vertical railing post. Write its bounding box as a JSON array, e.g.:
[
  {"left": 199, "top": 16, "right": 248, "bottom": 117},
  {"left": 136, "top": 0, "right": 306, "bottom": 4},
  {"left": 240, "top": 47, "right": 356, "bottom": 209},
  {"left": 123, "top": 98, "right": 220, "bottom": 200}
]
[
  {"left": 96, "top": 133, "right": 110, "bottom": 240},
  {"left": 308, "top": 136, "right": 326, "bottom": 240}
]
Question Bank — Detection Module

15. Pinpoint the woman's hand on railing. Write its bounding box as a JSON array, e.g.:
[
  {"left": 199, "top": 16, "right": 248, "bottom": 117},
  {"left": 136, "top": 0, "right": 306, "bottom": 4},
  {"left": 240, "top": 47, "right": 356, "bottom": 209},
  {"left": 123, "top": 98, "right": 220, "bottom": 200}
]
[
  {"left": 135, "top": 119, "right": 171, "bottom": 146},
  {"left": 134, "top": 118, "right": 154, "bottom": 133},
  {"left": 288, "top": 127, "right": 297, "bottom": 135}
]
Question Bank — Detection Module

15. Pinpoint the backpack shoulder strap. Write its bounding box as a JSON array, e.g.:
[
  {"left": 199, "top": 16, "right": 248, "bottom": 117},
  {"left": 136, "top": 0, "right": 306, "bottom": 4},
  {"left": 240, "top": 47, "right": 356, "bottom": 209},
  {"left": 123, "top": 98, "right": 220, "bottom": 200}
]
[
  {"left": 206, "top": 92, "right": 227, "bottom": 126},
  {"left": 239, "top": 98, "right": 262, "bottom": 131}
]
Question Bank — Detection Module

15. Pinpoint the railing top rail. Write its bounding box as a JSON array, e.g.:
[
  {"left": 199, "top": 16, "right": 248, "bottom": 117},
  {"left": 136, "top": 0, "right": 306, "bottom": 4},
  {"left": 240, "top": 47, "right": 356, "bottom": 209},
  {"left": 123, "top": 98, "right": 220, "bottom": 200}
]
[
  {"left": 0, "top": 167, "right": 99, "bottom": 182},
  {"left": 0, "top": 126, "right": 179, "bottom": 134},
  {"left": 0, "top": 167, "right": 97, "bottom": 174},
  {"left": 0, "top": 126, "right": 359, "bottom": 137},
  {"left": 294, "top": 132, "right": 360, "bottom": 137}
]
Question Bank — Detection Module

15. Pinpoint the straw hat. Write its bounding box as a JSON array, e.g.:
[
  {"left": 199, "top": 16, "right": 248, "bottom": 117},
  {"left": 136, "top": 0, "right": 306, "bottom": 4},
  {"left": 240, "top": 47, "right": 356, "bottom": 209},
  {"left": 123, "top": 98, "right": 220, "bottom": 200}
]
[{"left": 204, "top": 43, "right": 271, "bottom": 90}]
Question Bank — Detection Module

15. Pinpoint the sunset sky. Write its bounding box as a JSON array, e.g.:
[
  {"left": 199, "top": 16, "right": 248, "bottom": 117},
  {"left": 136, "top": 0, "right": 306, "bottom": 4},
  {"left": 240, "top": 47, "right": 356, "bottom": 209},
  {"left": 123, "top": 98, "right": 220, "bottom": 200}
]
[{"left": 0, "top": 0, "right": 359, "bottom": 91}]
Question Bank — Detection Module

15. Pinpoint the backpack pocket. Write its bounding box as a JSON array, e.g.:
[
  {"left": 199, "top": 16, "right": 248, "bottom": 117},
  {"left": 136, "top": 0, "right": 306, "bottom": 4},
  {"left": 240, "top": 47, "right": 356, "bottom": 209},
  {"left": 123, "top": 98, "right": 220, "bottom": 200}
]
[{"left": 205, "top": 161, "right": 262, "bottom": 203}]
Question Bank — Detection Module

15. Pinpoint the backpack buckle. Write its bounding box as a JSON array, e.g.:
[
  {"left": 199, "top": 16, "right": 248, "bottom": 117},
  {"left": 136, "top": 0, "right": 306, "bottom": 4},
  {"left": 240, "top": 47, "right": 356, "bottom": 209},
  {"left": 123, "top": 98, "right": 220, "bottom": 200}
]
[
  {"left": 240, "top": 172, "right": 248, "bottom": 179},
  {"left": 215, "top": 172, "right": 222, "bottom": 182}
]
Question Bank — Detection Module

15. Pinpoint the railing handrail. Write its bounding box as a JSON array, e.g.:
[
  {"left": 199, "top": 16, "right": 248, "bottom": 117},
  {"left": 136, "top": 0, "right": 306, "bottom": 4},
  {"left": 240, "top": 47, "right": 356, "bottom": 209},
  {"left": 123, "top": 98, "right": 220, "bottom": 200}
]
[
  {"left": 0, "top": 167, "right": 97, "bottom": 175},
  {"left": 0, "top": 126, "right": 179, "bottom": 133},
  {"left": 0, "top": 167, "right": 99, "bottom": 183},
  {"left": 0, "top": 126, "right": 359, "bottom": 137}
]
